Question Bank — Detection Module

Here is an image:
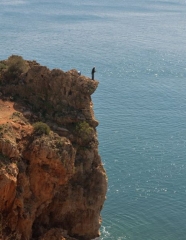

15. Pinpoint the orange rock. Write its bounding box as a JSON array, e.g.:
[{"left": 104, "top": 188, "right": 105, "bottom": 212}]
[{"left": 0, "top": 57, "right": 107, "bottom": 240}]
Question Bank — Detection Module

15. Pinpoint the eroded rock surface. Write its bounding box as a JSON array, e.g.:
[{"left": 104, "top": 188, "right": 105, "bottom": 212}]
[{"left": 0, "top": 56, "right": 107, "bottom": 240}]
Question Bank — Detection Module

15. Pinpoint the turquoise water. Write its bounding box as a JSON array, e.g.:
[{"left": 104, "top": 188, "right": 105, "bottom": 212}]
[{"left": 1, "top": 1, "right": 186, "bottom": 239}]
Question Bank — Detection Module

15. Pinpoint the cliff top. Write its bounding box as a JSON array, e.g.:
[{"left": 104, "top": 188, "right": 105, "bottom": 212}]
[{"left": 0, "top": 55, "right": 99, "bottom": 129}]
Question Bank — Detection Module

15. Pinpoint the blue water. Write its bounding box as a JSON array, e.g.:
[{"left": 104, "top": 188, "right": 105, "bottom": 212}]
[{"left": 1, "top": 0, "right": 186, "bottom": 239}]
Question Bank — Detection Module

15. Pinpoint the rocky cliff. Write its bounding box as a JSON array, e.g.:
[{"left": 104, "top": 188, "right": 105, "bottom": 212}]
[{"left": 0, "top": 56, "right": 107, "bottom": 240}]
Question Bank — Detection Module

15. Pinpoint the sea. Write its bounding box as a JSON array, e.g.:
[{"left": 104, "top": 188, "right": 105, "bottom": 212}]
[{"left": 1, "top": 0, "right": 186, "bottom": 239}]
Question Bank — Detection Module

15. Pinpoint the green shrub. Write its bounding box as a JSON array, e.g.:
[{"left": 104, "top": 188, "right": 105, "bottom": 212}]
[
  {"left": 0, "top": 61, "right": 7, "bottom": 71},
  {"left": 33, "top": 122, "right": 50, "bottom": 135},
  {"left": 76, "top": 121, "right": 92, "bottom": 133},
  {"left": 4, "top": 55, "right": 28, "bottom": 80},
  {"left": 75, "top": 121, "right": 93, "bottom": 141}
]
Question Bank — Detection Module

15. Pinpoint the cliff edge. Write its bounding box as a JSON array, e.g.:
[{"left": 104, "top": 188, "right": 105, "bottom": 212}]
[{"left": 0, "top": 56, "right": 107, "bottom": 240}]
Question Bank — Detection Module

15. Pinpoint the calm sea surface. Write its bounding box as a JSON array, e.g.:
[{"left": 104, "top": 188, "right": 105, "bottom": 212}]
[{"left": 1, "top": 0, "right": 186, "bottom": 239}]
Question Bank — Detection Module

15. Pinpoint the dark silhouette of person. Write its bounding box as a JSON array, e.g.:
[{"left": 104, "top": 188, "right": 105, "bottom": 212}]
[{"left": 91, "top": 67, "right": 96, "bottom": 80}]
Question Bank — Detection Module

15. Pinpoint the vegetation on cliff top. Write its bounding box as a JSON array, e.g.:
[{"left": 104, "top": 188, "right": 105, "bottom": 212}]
[{"left": 0, "top": 55, "right": 29, "bottom": 82}]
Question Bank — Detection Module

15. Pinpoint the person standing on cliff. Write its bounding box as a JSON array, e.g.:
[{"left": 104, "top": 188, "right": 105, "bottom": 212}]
[{"left": 91, "top": 67, "right": 96, "bottom": 80}]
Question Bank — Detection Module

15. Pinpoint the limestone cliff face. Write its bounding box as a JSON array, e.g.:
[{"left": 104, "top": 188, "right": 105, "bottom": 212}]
[{"left": 0, "top": 56, "right": 107, "bottom": 240}]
